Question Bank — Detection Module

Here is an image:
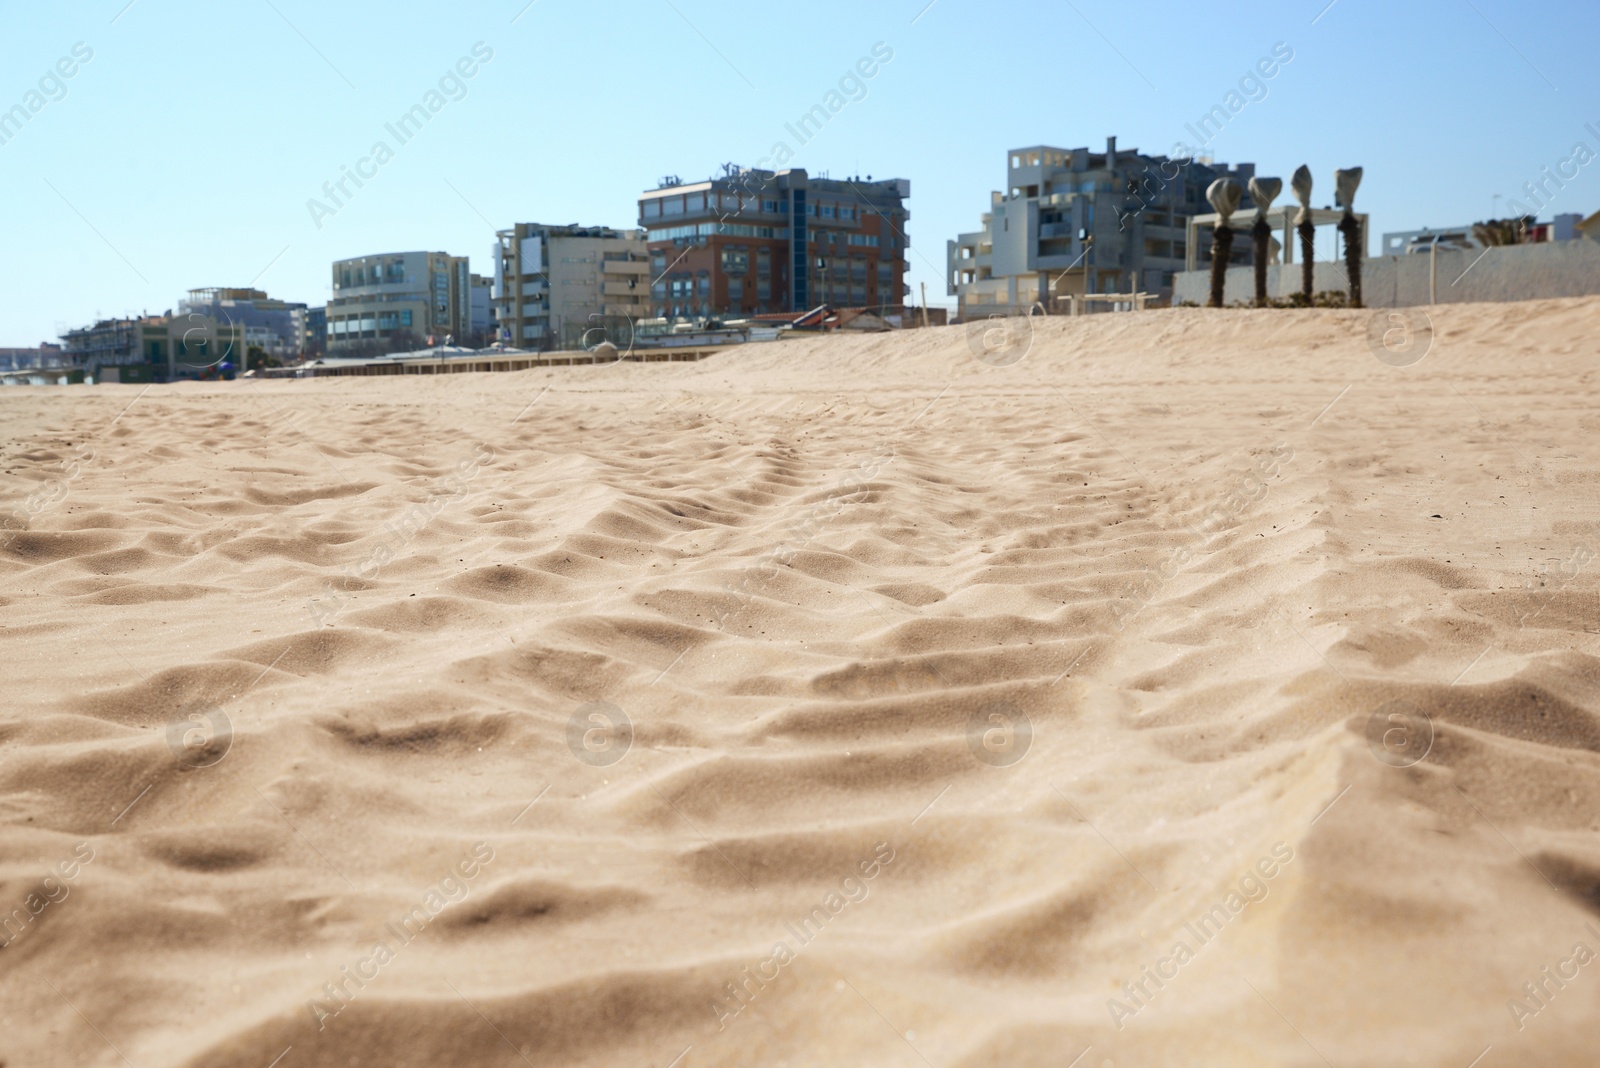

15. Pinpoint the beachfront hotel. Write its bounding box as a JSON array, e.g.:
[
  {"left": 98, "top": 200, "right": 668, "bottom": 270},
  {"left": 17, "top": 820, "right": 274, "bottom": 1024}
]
[
  {"left": 179, "top": 288, "right": 309, "bottom": 364},
  {"left": 637, "top": 168, "right": 911, "bottom": 320},
  {"left": 946, "top": 137, "right": 1256, "bottom": 318},
  {"left": 326, "top": 251, "right": 474, "bottom": 354},
  {"left": 492, "top": 223, "right": 650, "bottom": 351}
]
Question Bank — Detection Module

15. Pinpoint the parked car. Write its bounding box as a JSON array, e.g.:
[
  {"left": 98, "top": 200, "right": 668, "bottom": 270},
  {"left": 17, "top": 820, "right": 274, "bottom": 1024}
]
[{"left": 1405, "top": 233, "right": 1475, "bottom": 254}]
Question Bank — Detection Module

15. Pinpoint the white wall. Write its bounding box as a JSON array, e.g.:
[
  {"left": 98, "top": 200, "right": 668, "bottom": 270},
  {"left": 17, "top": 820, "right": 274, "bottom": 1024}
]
[{"left": 1174, "top": 237, "right": 1600, "bottom": 307}]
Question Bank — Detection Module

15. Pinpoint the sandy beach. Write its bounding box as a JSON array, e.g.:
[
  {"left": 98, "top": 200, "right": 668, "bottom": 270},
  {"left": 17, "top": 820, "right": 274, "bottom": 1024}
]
[{"left": 2, "top": 298, "right": 1598, "bottom": 1067}]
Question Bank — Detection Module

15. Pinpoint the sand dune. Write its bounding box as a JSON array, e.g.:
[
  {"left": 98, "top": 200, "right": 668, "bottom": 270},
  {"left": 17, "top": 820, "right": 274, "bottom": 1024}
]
[{"left": 2, "top": 298, "right": 1598, "bottom": 1067}]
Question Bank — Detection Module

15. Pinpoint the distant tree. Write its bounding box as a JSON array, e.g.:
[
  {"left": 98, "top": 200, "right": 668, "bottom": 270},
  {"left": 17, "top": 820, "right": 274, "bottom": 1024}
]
[
  {"left": 1471, "top": 216, "right": 1535, "bottom": 247},
  {"left": 246, "top": 346, "right": 283, "bottom": 371}
]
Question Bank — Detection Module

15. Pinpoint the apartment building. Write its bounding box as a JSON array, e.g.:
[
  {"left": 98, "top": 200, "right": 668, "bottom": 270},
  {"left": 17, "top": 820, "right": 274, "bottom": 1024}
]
[
  {"left": 305, "top": 306, "right": 326, "bottom": 357},
  {"left": 947, "top": 137, "right": 1254, "bottom": 317},
  {"left": 326, "top": 251, "right": 471, "bottom": 353},
  {"left": 180, "top": 288, "right": 308, "bottom": 361},
  {"left": 493, "top": 224, "right": 649, "bottom": 350},
  {"left": 637, "top": 167, "right": 911, "bottom": 320},
  {"left": 469, "top": 274, "right": 494, "bottom": 345}
]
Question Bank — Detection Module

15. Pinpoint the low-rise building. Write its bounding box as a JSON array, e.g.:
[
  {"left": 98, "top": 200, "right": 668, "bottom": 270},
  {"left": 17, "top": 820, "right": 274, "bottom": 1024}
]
[
  {"left": 493, "top": 223, "right": 649, "bottom": 350},
  {"left": 0, "top": 343, "right": 67, "bottom": 372},
  {"left": 1383, "top": 212, "right": 1589, "bottom": 255},
  {"left": 327, "top": 251, "right": 472, "bottom": 354},
  {"left": 61, "top": 313, "right": 246, "bottom": 382},
  {"left": 947, "top": 138, "right": 1253, "bottom": 318},
  {"left": 638, "top": 167, "right": 911, "bottom": 321}
]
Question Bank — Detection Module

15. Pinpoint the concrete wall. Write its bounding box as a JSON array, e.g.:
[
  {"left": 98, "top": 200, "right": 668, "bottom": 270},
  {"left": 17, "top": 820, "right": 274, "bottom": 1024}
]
[{"left": 1173, "top": 237, "right": 1600, "bottom": 307}]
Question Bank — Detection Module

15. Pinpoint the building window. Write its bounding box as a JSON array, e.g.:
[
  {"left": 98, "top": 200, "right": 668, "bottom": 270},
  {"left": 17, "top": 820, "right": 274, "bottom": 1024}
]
[
  {"left": 662, "top": 198, "right": 683, "bottom": 216},
  {"left": 728, "top": 278, "right": 743, "bottom": 300},
  {"left": 696, "top": 271, "right": 710, "bottom": 296},
  {"left": 757, "top": 279, "right": 770, "bottom": 301},
  {"left": 762, "top": 198, "right": 779, "bottom": 213},
  {"left": 643, "top": 200, "right": 661, "bottom": 218},
  {"left": 647, "top": 223, "right": 789, "bottom": 242},
  {"left": 820, "top": 203, "right": 836, "bottom": 219},
  {"left": 720, "top": 249, "right": 748, "bottom": 275}
]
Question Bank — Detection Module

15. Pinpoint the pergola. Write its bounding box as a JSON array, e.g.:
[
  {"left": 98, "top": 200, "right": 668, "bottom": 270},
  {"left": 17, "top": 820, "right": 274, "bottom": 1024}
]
[{"left": 1184, "top": 205, "right": 1369, "bottom": 272}]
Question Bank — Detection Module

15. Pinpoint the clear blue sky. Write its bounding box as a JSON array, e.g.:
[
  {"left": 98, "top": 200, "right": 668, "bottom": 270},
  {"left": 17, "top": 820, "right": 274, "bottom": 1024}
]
[{"left": 2, "top": 0, "right": 1597, "bottom": 345}]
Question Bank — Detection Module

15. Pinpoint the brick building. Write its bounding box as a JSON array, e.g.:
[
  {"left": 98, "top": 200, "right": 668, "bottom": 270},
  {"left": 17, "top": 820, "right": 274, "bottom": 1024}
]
[{"left": 638, "top": 167, "right": 910, "bottom": 320}]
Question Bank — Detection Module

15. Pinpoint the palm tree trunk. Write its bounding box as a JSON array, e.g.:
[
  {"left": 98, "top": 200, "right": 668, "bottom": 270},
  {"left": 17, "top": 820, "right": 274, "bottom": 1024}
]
[
  {"left": 1338, "top": 212, "right": 1363, "bottom": 308},
  {"left": 1252, "top": 216, "right": 1271, "bottom": 307},
  {"left": 1297, "top": 220, "right": 1315, "bottom": 305},
  {"left": 1209, "top": 225, "right": 1234, "bottom": 308}
]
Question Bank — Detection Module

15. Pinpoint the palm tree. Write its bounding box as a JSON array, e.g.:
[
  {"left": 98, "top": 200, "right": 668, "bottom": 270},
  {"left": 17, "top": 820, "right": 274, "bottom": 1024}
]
[
  {"left": 1247, "top": 177, "right": 1282, "bottom": 307},
  {"left": 1335, "top": 167, "right": 1364, "bottom": 308},
  {"left": 1291, "top": 165, "right": 1314, "bottom": 305},
  {"left": 1206, "top": 179, "right": 1242, "bottom": 308},
  {"left": 1471, "top": 216, "right": 1533, "bottom": 247}
]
